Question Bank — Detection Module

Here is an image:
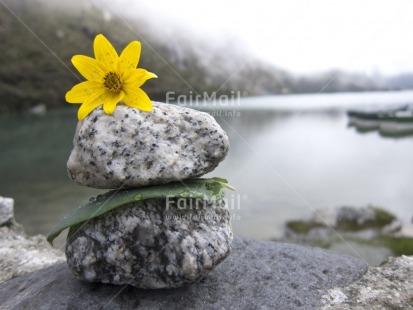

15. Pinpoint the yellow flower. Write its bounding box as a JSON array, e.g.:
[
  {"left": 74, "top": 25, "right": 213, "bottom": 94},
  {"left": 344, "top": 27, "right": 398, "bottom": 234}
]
[{"left": 66, "top": 34, "right": 157, "bottom": 120}]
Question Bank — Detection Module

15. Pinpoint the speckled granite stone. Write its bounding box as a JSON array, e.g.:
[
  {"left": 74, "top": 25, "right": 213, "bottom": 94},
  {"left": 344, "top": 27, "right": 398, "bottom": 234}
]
[
  {"left": 67, "top": 103, "right": 229, "bottom": 189},
  {"left": 65, "top": 198, "right": 232, "bottom": 289}
]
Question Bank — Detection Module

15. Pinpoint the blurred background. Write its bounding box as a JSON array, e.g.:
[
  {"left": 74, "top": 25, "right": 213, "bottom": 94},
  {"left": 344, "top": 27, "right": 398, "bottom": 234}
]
[{"left": 1, "top": 0, "right": 413, "bottom": 264}]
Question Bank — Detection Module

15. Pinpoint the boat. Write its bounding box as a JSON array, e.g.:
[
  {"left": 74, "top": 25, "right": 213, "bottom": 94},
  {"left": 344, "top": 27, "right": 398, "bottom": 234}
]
[
  {"left": 347, "top": 105, "right": 413, "bottom": 137},
  {"left": 347, "top": 113, "right": 380, "bottom": 131},
  {"left": 378, "top": 111, "right": 413, "bottom": 136}
]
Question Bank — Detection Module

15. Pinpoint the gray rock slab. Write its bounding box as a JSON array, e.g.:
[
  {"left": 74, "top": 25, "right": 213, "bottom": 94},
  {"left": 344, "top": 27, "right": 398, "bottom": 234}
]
[
  {"left": 67, "top": 103, "right": 229, "bottom": 189},
  {"left": 0, "top": 237, "right": 368, "bottom": 310},
  {"left": 0, "top": 197, "right": 65, "bottom": 284},
  {"left": 321, "top": 255, "right": 413, "bottom": 310},
  {"left": 66, "top": 198, "right": 233, "bottom": 289},
  {"left": 0, "top": 228, "right": 65, "bottom": 284}
]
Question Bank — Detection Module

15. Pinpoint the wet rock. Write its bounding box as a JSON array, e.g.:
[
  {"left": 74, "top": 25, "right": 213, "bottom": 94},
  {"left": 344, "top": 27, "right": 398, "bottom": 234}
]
[
  {"left": 65, "top": 198, "right": 232, "bottom": 289},
  {"left": 67, "top": 103, "right": 229, "bottom": 189},
  {"left": 0, "top": 237, "right": 368, "bottom": 309}
]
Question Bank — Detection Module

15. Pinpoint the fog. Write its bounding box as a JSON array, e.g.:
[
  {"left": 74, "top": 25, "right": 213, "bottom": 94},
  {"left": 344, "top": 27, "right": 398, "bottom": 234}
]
[{"left": 86, "top": 0, "right": 413, "bottom": 76}]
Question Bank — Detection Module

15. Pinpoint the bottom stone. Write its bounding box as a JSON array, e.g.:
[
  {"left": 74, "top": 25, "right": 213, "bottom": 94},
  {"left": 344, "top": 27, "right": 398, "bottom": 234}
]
[{"left": 65, "top": 198, "right": 232, "bottom": 289}]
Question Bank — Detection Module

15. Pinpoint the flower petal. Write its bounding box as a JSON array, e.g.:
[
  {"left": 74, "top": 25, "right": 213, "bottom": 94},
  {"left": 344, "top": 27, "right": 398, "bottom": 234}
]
[
  {"left": 94, "top": 34, "right": 119, "bottom": 71},
  {"left": 123, "top": 87, "right": 153, "bottom": 111},
  {"left": 119, "top": 41, "right": 141, "bottom": 77},
  {"left": 72, "top": 55, "right": 105, "bottom": 81},
  {"left": 77, "top": 89, "right": 106, "bottom": 121},
  {"left": 65, "top": 81, "right": 103, "bottom": 103},
  {"left": 103, "top": 91, "right": 125, "bottom": 115},
  {"left": 124, "top": 69, "right": 158, "bottom": 88}
]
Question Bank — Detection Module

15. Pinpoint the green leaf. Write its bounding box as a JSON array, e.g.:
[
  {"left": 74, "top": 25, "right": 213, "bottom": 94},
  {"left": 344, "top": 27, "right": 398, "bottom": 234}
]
[{"left": 46, "top": 178, "right": 234, "bottom": 244}]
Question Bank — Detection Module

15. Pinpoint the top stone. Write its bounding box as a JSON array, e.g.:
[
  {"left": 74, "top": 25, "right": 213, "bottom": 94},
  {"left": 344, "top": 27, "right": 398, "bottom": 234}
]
[{"left": 67, "top": 102, "right": 229, "bottom": 189}]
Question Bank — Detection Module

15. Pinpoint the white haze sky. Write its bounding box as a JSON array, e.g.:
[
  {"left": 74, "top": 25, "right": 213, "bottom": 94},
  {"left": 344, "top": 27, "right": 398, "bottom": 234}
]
[{"left": 98, "top": 0, "right": 413, "bottom": 75}]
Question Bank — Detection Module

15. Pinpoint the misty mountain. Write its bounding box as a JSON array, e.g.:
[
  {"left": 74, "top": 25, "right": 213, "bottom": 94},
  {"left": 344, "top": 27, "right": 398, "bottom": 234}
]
[
  {"left": 0, "top": 0, "right": 409, "bottom": 113},
  {"left": 383, "top": 73, "right": 413, "bottom": 90}
]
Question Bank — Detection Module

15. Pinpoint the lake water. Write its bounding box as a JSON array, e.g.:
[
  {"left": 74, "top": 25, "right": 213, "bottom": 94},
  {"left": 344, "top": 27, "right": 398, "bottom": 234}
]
[{"left": 1, "top": 91, "right": 413, "bottom": 247}]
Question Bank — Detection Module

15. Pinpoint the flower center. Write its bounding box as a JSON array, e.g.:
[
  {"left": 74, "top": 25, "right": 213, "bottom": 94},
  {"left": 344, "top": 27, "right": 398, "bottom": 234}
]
[{"left": 103, "top": 72, "right": 122, "bottom": 93}]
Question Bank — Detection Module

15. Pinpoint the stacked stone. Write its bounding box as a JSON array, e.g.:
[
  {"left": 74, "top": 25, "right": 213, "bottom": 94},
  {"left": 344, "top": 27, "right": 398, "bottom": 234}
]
[{"left": 65, "top": 102, "right": 232, "bottom": 289}]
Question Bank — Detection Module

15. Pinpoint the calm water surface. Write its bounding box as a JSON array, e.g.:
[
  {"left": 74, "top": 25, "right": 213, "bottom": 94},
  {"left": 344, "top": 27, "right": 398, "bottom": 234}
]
[{"left": 1, "top": 92, "right": 413, "bottom": 247}]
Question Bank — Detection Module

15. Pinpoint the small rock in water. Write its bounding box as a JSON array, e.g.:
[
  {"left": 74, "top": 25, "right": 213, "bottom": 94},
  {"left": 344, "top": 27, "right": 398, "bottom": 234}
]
[
  {"left": 67, "top": 103, "right": 229, "bottom": 189},
  {"left": 0, "top": 197, "right": 14, "bottom": 227},
  {"left": 282, "top": 206, "right": 408, "bottom": 265},
  {"left": 65, "top": 198, "right": 232, "bottom": 289}
]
